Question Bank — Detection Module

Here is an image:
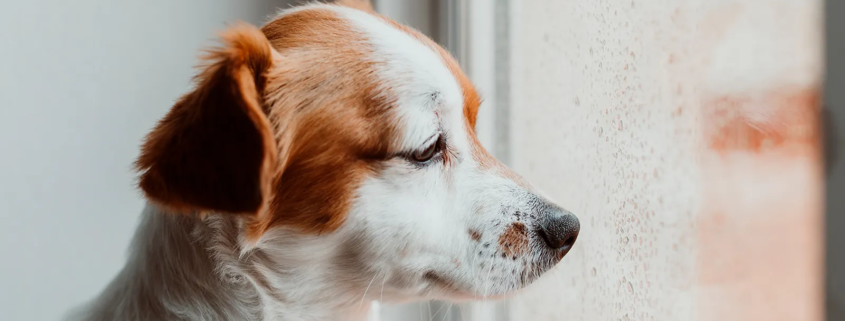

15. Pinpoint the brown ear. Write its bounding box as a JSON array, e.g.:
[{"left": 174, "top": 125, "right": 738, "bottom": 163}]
[
  {"left": 136, "top": 23, "right": 278, "bottom": 215},
  {"left": 334, "top": 0, "right": 374, "bottom": 12}
]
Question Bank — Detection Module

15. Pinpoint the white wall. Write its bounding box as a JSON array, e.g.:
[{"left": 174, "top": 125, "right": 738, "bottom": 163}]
[
  {"left": 0, "top": 1, "right": 287, "bottom": 320},
  {"left": 506, "top": 0, "right": 823, "bottom": 320}
]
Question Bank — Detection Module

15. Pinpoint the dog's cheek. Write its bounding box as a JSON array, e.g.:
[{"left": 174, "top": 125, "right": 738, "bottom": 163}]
[{"left": 332, "top": 231, "right": 379, "bottom": 286}]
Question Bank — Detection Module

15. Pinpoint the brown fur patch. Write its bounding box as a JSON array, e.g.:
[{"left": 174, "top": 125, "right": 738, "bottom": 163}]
[
  {"left": 499, "top": 222, "right": 529, "bottom": 257},
  {"left": 251, "top": 8, "right": 397, "bottom": 236}
]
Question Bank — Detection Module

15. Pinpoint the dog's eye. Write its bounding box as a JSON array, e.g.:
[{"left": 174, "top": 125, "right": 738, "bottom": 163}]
[{"left": 411, "top": 138, "right": 441, "bottom": 163}]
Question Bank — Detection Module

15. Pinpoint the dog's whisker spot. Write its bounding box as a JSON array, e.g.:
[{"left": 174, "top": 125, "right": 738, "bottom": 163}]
[{"left": 468, "top": 229, "right": 482, "bottom": 242}]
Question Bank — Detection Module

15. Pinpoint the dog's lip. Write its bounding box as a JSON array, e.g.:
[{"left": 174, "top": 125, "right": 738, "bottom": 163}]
[
  {"left": 423, "top": 270, "right": 454, "bottom": 288},
  {"left": 422, "top": 271, "right": 471, "bottom": 296},
  {"left": 422, "top": 270, "right": 506, "bottom": 300}
]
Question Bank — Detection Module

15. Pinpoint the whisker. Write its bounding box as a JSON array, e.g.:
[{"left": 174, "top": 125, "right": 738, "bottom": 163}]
[
  {"left": 482, "top": 254, "right": 495, "bottom": 300},
  {"left": 443, "top": 302, "right": 454, "bottom": 321},
  {"left": 379, "top": 273, "right": 387, "bottom": 303},
  {"left": 420, "top": 301, "right": 426, "bottom": 321},
  {"left": 434, "top": 301, "right": 448, "bottom": 320},
  {"left": 358, "top": 273, "right": 378, "bottom": 310}
]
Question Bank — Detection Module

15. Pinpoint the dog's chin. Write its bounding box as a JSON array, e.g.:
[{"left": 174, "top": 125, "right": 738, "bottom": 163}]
[
  {"left": 420, "top": 271, "right": 477, "bottom": 300},
  {"left": 420, "top": 271, "right": 520, "bottom": 302},
  {"left": 419, "top": 255, "right": 564, "bottom": 302}
]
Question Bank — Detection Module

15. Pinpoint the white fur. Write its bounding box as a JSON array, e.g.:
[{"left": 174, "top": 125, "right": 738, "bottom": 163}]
[{"left": 332, "top": 5, "right": 466, "bottom": 152}]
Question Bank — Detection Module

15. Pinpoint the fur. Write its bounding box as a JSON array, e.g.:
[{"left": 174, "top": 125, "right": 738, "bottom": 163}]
[{"left": 69, "top": 3, "right": 579, "bottom": 321}]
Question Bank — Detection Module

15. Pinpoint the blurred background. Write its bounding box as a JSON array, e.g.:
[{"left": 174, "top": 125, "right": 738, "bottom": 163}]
[{"left": 0, "top": 0, "right": 840, "bottom": 320}]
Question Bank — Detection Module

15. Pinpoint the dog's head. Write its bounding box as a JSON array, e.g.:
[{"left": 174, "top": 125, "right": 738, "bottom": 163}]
[{"left": 135, "top": 3, "right": 578, "bottom": 301}]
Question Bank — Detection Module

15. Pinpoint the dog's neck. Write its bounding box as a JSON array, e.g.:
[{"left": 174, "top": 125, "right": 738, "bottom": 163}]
[{"left": 71, "top": 204, "right": 374, "bottom": 321}]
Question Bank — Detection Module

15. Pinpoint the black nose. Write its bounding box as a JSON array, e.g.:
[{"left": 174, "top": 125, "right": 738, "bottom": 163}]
[{"left": 537, "top": 207, "right": 580, "bottom": 253}]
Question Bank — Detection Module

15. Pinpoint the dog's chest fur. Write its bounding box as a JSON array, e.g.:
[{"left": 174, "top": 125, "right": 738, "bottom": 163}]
[{"left": 67, "top": 205, "right": 372, "bottom": 321}]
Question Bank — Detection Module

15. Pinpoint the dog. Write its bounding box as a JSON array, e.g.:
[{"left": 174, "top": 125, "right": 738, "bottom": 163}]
[{"left": 68, "top": 2, "right": 579, "bottom": 320}]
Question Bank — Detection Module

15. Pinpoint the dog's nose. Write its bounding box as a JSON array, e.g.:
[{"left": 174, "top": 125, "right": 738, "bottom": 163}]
[{"left": 537, "top": 207, "right": 580, "bottom": 254}]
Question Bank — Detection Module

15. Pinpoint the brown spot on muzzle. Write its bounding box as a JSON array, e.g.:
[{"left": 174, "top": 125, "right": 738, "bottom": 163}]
[
  {"left": 468, "top": 229, "right": 482, "bottom": 242},
  {"left": 498, "top": 222, "right": 529, "bottom": 257}
]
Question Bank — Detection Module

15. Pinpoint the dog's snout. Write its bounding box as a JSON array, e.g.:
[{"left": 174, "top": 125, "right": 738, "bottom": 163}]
[{"left": 537, "top": 207, "right": 580, "bottom": 255}]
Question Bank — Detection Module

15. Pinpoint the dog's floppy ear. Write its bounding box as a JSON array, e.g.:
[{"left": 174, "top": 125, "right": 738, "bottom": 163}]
[{"left": 136, "top": 23, "right": 278, "bottom": 215}]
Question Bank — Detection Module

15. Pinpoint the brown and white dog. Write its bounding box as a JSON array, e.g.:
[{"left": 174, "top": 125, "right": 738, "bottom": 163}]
[{"left": 69, "top": 2, "right": 579, "bottom": 320}]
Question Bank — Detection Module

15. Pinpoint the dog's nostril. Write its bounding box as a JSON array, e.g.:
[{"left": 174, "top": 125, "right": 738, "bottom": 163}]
[
  {"left": 537, "top": 210, "right": 580, "bottom": 252},
  {"left": 561, "top": 233, "right": 577, "bottom": 248}
]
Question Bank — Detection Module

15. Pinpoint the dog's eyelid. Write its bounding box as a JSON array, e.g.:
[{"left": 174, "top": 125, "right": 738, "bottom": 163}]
[{"left": 398, "top": 132, "right": 446, "bottom": 165}]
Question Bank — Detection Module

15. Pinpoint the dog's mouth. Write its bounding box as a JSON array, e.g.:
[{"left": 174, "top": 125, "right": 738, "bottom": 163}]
[
  {"left": 421, "top": 270, "right": 510, "bottom": 301},
  {"left": 423, "top": 270, "right": 461, "bottom": 292},
  {"left": 422, "top": 270, "right": 476, "bottom": 299},
  {"left": 423, "top": 270, "right": 451, "bottom": 287}
]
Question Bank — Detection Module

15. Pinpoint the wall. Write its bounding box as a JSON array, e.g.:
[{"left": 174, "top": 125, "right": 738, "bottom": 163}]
[
  {"left": 0, "top": 1, "right": 288, "bottom": 320},
  {"left": 507, "top": 0, "right": 823, "bottom": 320}
]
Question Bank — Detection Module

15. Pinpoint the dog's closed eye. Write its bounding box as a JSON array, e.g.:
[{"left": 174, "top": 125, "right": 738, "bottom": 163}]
[{"left": 404, "top": 135, "right": 445, "bottom": 166}]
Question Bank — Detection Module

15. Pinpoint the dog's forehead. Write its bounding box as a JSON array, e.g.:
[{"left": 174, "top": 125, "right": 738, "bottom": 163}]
[
  {"left": 334, "top": 7, "right": 467, "bottom": 149},
  {"left": 265, "top": 4, "right": 479, "bottom": 153},
  {"left": 275, "top": 5, "right": 471, "bottom": 150}
]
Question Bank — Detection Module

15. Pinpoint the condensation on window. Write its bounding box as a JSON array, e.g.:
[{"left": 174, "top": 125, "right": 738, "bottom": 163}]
[{"left": 506, "top": 0, "right": 823, "bottom": 320}]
